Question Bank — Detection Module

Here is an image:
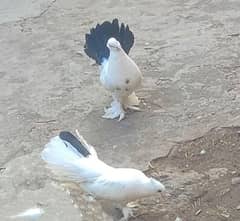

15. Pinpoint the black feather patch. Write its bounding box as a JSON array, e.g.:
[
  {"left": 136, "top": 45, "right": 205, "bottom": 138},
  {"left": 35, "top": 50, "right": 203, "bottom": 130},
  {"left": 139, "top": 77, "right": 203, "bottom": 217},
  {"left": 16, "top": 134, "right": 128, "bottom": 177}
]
[
  {"left": 59, "top": 131, "right": 90, "bottom": 157},
  {"left": 84, "top": 18, "right": 134, "bottom": 65}
]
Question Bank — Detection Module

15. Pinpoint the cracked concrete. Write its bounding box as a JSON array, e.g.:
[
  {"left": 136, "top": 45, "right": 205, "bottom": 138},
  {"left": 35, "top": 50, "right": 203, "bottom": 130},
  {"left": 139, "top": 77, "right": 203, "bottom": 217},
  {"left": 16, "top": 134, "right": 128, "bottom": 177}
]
[
  {"left": 0, "top": 0, "right": 56, "bottom": 24},
  {"left": 0, "top": 0, "right": 240, "bottom": 220}
]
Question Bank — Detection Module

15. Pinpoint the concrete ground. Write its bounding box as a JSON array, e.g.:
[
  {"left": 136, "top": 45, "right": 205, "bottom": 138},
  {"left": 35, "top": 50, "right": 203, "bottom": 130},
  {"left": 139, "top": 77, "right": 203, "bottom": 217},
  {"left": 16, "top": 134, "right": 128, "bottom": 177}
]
[{"left": 0, "top": 0, "right": 239, "bottom": 220}]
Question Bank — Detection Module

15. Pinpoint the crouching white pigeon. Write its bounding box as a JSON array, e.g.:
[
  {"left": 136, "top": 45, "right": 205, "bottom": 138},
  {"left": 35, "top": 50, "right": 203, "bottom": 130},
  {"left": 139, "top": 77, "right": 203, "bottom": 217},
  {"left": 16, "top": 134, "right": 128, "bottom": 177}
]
[
  {"left": 84, "top": 18, "right": 142, "bottom": 121},
  {"left": 41, "top": 131, "right": 165, "bottom": 220}
]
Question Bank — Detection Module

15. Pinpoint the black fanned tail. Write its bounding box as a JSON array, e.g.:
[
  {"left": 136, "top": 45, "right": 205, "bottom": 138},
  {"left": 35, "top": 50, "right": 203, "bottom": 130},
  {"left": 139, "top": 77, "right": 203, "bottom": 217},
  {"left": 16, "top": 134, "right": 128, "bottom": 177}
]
[
  {"left": 84, "top": 18, "right": 134, "bottom": 65},
  {"left": 59, "top": 131, "right": 90, "bottom": 157}
]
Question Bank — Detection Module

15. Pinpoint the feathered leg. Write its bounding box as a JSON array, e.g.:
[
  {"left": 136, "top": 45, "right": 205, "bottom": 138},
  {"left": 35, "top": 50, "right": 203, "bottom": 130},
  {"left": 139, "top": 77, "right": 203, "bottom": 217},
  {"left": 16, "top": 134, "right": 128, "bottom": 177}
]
[
  {"left": 102, "top": 100, "right": 125, "bottom": 121},
  {"left": 102, "top": 92, "right": 126, "bottom": 121}
]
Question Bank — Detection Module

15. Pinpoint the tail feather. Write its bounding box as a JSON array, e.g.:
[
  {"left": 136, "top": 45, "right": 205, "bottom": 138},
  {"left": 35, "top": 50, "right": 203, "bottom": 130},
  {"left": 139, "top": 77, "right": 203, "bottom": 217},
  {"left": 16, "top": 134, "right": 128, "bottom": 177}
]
[
  {"left": 41, "top": 131, "right": 103, "bottom": 183},
  {"left": 75, "top": 129, "right": 98, "bottom": 158},
  {"left": 59, "top": 131, "right": 90, "bottom": 157},
  {"left": 41, "top": 131, "right": 95, "bottom": 165},
  {"left": 41, "top": 136, "right": 81, "bottom": 167},
  {"left": 124, "top": 92, "right": 141, "bottom": 107},
  {"left": 84, "top": 18, "right": 134, "bottom": 65}
]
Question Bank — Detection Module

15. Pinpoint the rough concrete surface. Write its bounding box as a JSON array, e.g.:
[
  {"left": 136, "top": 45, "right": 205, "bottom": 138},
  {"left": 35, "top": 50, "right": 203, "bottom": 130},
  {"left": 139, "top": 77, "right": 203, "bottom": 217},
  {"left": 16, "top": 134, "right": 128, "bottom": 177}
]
[{"left": 0, "top": 0, "right": 239, "bottom": 220}]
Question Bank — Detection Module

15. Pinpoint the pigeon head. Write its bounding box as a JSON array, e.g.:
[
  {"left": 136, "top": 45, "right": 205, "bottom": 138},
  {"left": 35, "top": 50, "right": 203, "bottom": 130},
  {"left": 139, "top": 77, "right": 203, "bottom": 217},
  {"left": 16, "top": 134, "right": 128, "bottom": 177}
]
[
  {"left": 149, "top": 178, "right": 165, "bottom": 193},
  {"left": 107, "top": 38, "right": 122, "bottom": 51}
]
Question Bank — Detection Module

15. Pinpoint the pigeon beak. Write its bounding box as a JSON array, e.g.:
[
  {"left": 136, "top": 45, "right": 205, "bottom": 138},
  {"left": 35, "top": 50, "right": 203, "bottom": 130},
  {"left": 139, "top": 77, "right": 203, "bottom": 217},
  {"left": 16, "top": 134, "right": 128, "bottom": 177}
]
[{"left": 107, "top": 44, "right": 120, "bottom": 50}]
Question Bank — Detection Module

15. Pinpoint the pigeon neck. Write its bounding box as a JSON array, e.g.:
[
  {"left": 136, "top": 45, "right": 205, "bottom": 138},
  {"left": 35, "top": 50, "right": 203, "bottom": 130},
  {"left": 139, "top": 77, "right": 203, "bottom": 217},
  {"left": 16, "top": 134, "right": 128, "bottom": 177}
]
[{"left": 109, "top": 48, "right": 125, "bottom": 60}]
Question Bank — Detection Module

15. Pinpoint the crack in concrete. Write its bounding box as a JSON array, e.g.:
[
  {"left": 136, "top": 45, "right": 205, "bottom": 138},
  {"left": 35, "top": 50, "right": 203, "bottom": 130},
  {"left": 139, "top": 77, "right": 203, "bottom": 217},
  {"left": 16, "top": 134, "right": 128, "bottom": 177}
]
[
  {"left": 0, "top": 0, "right": 57, "bottom": 26},
  {"left": 32, "top": 0, "right": 57, "bottom": 19}
]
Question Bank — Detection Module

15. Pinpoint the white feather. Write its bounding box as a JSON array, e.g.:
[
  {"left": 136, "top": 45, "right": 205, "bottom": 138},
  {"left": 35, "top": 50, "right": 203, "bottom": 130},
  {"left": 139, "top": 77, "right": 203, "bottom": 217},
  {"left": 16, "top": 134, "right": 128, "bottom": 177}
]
[
  {"left": 124, "top": 92, "right": 141, "bottom": 107},
  {"left": 41, "top": 136, "right": 111, "bottom": 183},
  {"left": 10, "top": 207, "right": 44, "bottom": 220}
]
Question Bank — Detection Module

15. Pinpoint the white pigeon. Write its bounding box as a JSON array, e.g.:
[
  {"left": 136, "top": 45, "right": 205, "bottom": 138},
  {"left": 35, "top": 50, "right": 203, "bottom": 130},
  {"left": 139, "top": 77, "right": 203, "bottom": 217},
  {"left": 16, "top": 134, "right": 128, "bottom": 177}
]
[
  {"left": 41, "top": 131, "right": 165, "bottom": 220},
  {"left": 84, "top": 19, "right": 142, "bottom": 121},
  {"left": 9, "top": 207, "right": 44, "bottom": 221}
]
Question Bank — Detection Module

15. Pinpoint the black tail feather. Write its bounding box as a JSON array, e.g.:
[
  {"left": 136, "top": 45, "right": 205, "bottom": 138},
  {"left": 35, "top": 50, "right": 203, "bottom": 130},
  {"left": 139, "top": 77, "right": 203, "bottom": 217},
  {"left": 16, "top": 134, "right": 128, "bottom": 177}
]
[
  {"left": 59, "top": 131, "right": 90, "bottom": 157},
  {"left": 84, "top": 18, "right": 134, "bottom": 65}
]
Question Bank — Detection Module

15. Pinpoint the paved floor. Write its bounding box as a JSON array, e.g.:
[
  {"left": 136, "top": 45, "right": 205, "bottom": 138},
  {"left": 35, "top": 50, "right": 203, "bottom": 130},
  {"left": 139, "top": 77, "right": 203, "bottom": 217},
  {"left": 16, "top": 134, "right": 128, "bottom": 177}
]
[{"left": 0, "top": 0, "right": 239, "bottom": 220}]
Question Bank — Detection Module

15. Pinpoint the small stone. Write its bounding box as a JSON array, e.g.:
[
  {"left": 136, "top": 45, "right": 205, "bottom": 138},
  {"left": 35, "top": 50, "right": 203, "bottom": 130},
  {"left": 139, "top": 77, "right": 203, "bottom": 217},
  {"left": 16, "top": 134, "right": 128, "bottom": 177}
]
[
  {"left": 236, "top": 205, "right": 240, "bottom": 210},
  {"left": 207, "top": 168, "right": 228, "bottom": 180},
  {"left": 221, "top": 212, "right": 230, "bottom": 218},
  {"left": 175, "top": 217, "right": 183, "bottom": 221},
  {"left": 74, "top": 203, "right": 79, "bottom": 209},
  {"left": 76, "top": 51, "right": 83, "bottom": 56},
  {"left": 200, "top": 149, "right": 206, "bottom": 155},
  {"left": 195, "top": 209, "right": 202, "bottom": 216},
  {"left": 231, "top": 177, "right": 240, "bottom": 185},
  {"left": 0, "top": 167, "right": 6, "bottom": 171}
]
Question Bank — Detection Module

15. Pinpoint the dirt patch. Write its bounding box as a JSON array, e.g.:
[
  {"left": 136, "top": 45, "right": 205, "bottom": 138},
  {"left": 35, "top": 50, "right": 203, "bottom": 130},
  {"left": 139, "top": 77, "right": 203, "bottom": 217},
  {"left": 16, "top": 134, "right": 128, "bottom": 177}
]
[{"left": 131, "top": 127, "right": 240, "bottom": 221}]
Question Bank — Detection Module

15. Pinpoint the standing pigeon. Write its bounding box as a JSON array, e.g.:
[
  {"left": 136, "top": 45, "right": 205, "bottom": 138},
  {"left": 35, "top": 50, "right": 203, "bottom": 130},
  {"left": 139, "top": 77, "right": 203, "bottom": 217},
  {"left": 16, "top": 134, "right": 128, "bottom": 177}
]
[
  {"left": 84, "top": 19, "right": 142, "bottom": 121},
  {"left": 41, "top": 131, "right": 165, "bottom": 220}
]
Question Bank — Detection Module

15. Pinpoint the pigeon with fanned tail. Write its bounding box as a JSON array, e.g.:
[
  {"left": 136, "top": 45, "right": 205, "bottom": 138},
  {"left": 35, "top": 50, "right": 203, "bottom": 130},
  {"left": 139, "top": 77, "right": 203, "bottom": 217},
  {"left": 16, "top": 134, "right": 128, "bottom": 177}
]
[
  {"left": 41, "top": 131, "right": 165, "bottom": 220},
  {"left": 84, "top": 19, "right": 142, "bottom": 121}
]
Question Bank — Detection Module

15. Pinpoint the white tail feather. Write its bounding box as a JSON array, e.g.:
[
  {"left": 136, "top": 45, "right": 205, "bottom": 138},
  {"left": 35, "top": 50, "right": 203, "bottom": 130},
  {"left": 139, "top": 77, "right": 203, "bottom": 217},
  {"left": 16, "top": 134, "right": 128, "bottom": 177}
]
[
  {"left": 124, "top": 92, "right": 140, "bottom": 107},
  {"left": 41, "top": 134, "right": 110, "bottom": 183},
  {"left": 41, "top": 136, "right": 82, "bottom": 166}
]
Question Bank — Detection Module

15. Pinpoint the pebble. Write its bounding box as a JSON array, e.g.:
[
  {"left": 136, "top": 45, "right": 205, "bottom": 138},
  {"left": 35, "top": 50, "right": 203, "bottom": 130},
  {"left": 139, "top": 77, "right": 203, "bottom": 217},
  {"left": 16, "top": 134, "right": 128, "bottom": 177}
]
[
  {"left": 175, "top": 217, "right": 183, "bottom": 221},
  {"left": 221, "top": 212, "right": 230, "bottom": 218},
  {"left": 200, "top": 149, "right": 206, "bottom": 155},
  {"left": 236, "top": 205, "right": 240, "bottom": 210},
  {"left": 231, "top": 177, "right": 240, "bottom": 185},
  {"left": 195, "top": 209, "right": 202, "bottom": 216},
  {"left": 74, "top": 203, "right": 79, "bottom": 209}
]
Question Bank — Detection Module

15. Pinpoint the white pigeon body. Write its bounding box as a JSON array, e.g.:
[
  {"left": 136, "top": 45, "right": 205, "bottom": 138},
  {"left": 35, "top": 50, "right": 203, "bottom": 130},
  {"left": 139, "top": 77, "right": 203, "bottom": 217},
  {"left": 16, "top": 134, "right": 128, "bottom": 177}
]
[
  {"left": 82, "top": 168, "right": 159, "bottom": 202},
  {"left": 100, "top": 45, "right": 142, "bottom": 96},
  {"left": 41, "top": 131, "right": 165, "bottom": 220}
]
